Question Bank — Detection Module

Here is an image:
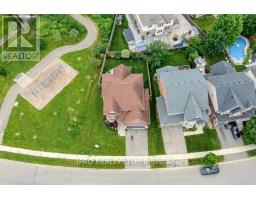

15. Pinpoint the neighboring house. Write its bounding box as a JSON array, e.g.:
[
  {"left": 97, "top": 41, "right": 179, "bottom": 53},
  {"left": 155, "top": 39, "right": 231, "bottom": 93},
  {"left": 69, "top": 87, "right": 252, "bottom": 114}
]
[
  {"left": 246, "top": 66, "right": 256, "bottom": 88},
  {"left": 156, "top": 67, "right": 210, "bottom": 129},
  {"left": 207, "top": 61, "right": 256, "bottom": 126},
  {"left": 101, "top": 64, "right": 150, "bottom": 136},
  {"left": 246, "top": 52, "right": 256, "bottom": 68},
  {"left": 124, "top": 14, "right": 199, "bottom": 52}
]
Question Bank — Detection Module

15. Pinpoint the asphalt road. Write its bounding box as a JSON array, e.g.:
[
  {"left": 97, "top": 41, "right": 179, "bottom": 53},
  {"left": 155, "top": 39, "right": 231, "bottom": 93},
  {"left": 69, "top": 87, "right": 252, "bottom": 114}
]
[{"left": 1, "top": 157, "right": 256, "bottom": 184}]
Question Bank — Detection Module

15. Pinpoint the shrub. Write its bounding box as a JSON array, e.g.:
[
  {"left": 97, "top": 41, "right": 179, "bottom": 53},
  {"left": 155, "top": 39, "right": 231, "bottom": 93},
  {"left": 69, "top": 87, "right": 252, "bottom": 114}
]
[
  {"left": 147, "top": 40, "right": 168, "bottom": 69},
  {"left": 243, "top": 118, "right": 256, "bottom": 144},
  {"left": 92, "top": 43, "right": 107, "bottom": 58},
  {"left": 69, "top": 29, "right": 79, "bottom": 39},
  {"left": 121, "top": 49, "right": 130, "bottom": 59},
  {"left": 40, "top": 15, "right": 85, "bottom": 38},
  {"left": 39, "top": 38, "right": 47, "bottom": 50},
  {"left": 201, "top": 153, "right": 218, "bottom": 167},
  {"left": 0, "top": 67, "right": 8, "bottom": 77}
]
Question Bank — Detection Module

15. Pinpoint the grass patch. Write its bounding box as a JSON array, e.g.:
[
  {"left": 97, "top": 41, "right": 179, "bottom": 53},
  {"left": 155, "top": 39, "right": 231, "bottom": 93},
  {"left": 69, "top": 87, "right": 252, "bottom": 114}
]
[
  {"left": 147, "top": 66, "right": 165, "bottom": 156},
  {"left": 150, "top": 161, "right": 166, "bottom": 168},
  {"left": 110, "top": 15, "right": 128, "bottom": 51},
  {"left": 3, "top": 15, "right": 125, "bottom": 156},
  {"left": 162, "top": 50, "right": 189, "bottom": 67},
  {"left": 189, "top": 156, "right": 224, "bottom": 166},
  {"left": 235, "top": 65, "right": 246, "bottom": 72},
  {"left": 242, "top": 134, "right": 256, "bottom": 157},
  {"left": 205, "top": 53, "right": 226, "bottom": 67},
  {"left": 0, "top": 151, "right": 124, "bottom": 169},
  {"left": 104, "top": 58, "right": 149, "bottom": 88},
  {"left": 185, "top": 127, "right": 221, "bottom": 153},
  {"left": 192, "top": 15, "right": 217, "bottom": 34}
]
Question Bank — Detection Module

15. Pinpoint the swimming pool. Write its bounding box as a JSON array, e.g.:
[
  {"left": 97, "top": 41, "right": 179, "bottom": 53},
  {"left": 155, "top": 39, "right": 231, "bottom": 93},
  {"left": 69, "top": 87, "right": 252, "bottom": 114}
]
[{"left": 227, "top": 36, "right": 249, "bottom": 64}]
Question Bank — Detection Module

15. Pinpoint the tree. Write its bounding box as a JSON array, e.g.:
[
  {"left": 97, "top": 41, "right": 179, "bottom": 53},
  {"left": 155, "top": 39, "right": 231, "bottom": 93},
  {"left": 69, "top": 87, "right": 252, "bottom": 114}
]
[
  {"left": 204, "top": 30, "right": 227, "bottom": 55},
  {"left": 242, "top": 15, "right": 256, "bottom": 36},
  {"left": 0, "top": 67, "right": 8, "bottom": 77},
  {"left": 147, "top": 40, "right": 168, "bottom": 69},
  {"left": 202, "top": 153, "right": 218, "bottom": 167},
  {"left": 188, "top": 51, "right": 199, "bottom": 64},
  {"left": 204, "top": 15, "right": 243, "bottom": 55},
  {"left": 243, "top": 118, "right": 256, "bottom": 144},
  {"left": 187, "top": 36, "right": 204, "bottom": 55},
  {"left": 121, "top": 49, "right": 130, "bottom": 59},
  {"left": 212, "top": 15, "right": 243, "bottom": 46}
]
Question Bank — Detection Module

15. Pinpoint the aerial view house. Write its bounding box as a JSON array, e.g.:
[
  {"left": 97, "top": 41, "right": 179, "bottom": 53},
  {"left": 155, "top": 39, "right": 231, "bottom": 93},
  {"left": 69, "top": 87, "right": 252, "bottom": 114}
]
[
  {"left": 207, "top": 61, "right": 256, "bottom": 127},
  {"left": 123, "top": 14, "right": 199, "bottom": 52},
  {"left": 156, "top": 67, "right": 210, "bottom": 129},
  {"left": 101, "top": 64, "right": 150, "bottom": 136}
]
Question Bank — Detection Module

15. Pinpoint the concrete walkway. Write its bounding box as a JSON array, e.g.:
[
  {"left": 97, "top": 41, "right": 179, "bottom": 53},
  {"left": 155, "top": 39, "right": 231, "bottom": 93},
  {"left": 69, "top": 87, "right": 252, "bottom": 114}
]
[
  {"left": 0, "top": 143, "right": 255, "bottom": 162},
  {"left": 0, "top": 15, "right": 98, "bottom": 143},
  {"left": 161, "top": 126, "right": 188, "bottom": 167},
  {"left": 216, "top": 124, "right": 248, "bottom": 161},
  {"left": 125, "top": 129, "right": 149, "bottom": 169}
]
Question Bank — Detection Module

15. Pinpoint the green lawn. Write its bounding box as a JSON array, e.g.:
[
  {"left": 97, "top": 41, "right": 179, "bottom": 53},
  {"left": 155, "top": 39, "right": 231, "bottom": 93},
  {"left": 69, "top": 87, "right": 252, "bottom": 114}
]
[
  {"left": 235, "top": 64, "right": 246, "bottom": 72},
  {"left": 0, "top": 151, "right": 124, "bottom": 169},
  {"left": 110, "top": 15, "right": 128, "bottom": 51},
  {"left": 148, "top": 63, "right": 165, "bottom": 157},
  {"left": 205, "top": 53, "right": 226, "bottom": 68},
  {"left": 193, "top": 15, "right": 217, "bottom": 34},
  {"left": 162, "top": 50, "right": 189, "bottom": 68},
  {"left": 185, "top": 128, "right": 221, "bottom": 153},
  {"left": 0, "top": 15, "right": 87, "bottom": 107},
  {"left": 3, "top": 47, "right": 125, "bottom": 155},
  {"left": 3, "top": 15, "right": 125, "bottom": 156},
  {"left": 104, "top": 58, "right": 149, "bottom": 88}
]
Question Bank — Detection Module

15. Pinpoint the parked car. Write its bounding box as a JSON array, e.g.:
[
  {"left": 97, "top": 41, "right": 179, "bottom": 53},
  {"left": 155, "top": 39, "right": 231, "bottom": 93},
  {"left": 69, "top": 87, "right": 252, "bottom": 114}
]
[
  {"left": 231, "top": 126, "right": 240, "bottom": 139},
  {"left": 200, "top": 165, "right": 219, "bottom": 175}
]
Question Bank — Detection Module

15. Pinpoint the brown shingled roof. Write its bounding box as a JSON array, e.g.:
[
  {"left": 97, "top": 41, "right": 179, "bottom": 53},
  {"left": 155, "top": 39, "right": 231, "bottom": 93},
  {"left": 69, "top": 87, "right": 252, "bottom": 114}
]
[{"left": 101, "top": 64, "right": 150, "bottom": 127}]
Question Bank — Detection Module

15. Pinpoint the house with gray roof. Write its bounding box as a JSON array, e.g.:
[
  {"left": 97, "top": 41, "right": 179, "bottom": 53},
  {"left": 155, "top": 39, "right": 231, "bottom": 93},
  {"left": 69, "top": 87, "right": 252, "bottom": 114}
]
[
  {"left": 156, "top": 67, "right": 210, "bottom": 129},
  {"left": 207, "top": 61, "right": 256, "bottom": 125}
]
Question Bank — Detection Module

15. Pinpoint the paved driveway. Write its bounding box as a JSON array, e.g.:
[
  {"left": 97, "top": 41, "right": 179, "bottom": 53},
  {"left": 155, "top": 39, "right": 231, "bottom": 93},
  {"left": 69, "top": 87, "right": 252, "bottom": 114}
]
[
  {"left": 161, "top": 125, "right": 188, "bottom": 167},
  {"left": 216, "top": 124, "right": 248, "bottom": 161},
  {"left": 125, "top": 129, "right": 149, "bottom": 169}
]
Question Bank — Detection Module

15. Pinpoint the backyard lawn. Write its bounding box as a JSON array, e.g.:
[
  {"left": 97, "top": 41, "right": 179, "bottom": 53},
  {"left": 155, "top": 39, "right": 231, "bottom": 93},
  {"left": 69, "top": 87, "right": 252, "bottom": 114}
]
[
  {"left": 3, "top": 15, "right": 126, "bottom": 156},
  {"left": 192, "top": 15, "right": 217, "bottom": 34},
  {"left": 162, "top": 50, "right": 189, "bottom": 68},
  {"left": 104, "top": 58, "right": 149, "bottom": 88},
  {"left": 110, "top": 15, "right": 128, "bottom": 51},
  {"left": 185, "top": 128, "right": 221, "bottom": 153},
  {"left": 235, "top": 64, "right": 246, "bottom": 72},
  {"left": 205, "top": 53, "right": 226, "bottom": 67}
]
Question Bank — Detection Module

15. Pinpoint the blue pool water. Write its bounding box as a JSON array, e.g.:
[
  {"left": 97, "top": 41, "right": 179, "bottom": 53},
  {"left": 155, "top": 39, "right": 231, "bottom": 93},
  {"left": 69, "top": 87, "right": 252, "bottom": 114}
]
[{"left": 227, "top": 37, "right": 247, "bottom": 62}]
